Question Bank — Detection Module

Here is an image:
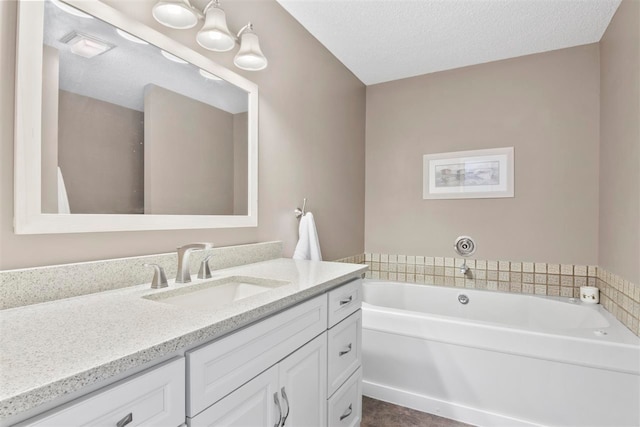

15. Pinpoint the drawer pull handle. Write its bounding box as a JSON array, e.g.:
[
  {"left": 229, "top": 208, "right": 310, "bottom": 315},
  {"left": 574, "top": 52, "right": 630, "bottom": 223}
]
[
  {"left": 273, "top": 393, "right": 282, "bottom": 427},
  {"left": 281, "top": 387, "right": 291, "bottom": 426},
  {"left": 116, "top": 413, "right": 133, "bottom": 427},
  {"left": 339, "top": 296, "right": 353, "bottom": 305},
  {"left": 339, "top": 404, "right": 353, "bottom": 421},
  {"left": 339, "top": 343, "right": 352, "bottom": 356}
]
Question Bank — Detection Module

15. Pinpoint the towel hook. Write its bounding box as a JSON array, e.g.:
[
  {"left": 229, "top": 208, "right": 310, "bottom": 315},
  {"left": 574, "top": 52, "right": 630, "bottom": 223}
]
[{"left": 294, "top": 198, "right": 307, "bottom": 219}]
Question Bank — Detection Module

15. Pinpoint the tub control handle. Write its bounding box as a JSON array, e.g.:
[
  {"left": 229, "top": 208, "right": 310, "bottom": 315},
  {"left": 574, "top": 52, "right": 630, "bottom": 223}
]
[
  {"left": 339, "top": 343, "right": 352, "bottom": 356},
  {"left": 339, "top": 404, "right": 353, "bottom": 421},
  {"left": 273, "top": 393, "right": 282, "bottom": 427},
  {"left": 116, "top": 413, "right": 133, "bottom": 427},
  {"left": 339, "top": 296, "right": 353, "bottom": 305}
]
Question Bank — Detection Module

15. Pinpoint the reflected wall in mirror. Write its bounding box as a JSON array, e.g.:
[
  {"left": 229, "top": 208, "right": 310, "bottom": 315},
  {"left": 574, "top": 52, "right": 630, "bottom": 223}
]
[{"left": 14, "top": 0, "right": 258, "bottom": 233}]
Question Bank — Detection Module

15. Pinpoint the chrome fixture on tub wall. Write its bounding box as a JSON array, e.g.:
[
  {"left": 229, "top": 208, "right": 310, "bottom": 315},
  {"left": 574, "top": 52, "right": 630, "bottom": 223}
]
[
  {"left": 454, "top": 236, "right": 476, "bottom": 276},
  {"left": 152, "top": 0, "right": 268, "bottom": 71}
]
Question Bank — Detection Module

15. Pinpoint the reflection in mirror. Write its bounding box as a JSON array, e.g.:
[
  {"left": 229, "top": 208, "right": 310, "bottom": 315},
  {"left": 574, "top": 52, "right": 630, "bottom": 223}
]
[{"left": 41, "top": 0, "right": 249, "bottom": 216}]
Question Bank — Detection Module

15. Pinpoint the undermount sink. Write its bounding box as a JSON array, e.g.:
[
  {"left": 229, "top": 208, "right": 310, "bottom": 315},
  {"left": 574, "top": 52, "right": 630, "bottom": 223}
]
[{"left": 144, "top": 276, "right": 290, "bottom": 311}]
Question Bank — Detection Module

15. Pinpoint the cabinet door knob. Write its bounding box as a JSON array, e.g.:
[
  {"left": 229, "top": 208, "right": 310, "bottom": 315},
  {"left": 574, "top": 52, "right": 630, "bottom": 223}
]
[
  {"left": 339, "top": 296, "right": 353, "bottom": 305},
  {"left": 273, "top": 393, "right": 282, "bottom": 427},
  {"left": 339, "top": 403, "right": 353, "bottom": 421},
  {"left": 339, "top": 343, "right": 352, "bottom": 357},
  {"left": 116, "top": 413, "right": 133, "bottom": 427},
  {"left": 281, "top": 387, "right": 291, "bottom": 426}
]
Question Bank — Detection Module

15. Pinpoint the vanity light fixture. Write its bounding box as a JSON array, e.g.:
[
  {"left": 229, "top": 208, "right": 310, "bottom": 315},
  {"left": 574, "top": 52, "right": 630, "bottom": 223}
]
[
  {"left": 151, "top": 0, "right": 268, "bottom": 71},
  {"left": 152, "top": 0, "right": 198, "bottom": 29},
  {"left": 51, "top": 0, "right": 93, "bottom": 19},
  {"left": 116, "top": 28, "right": 149, "bottom": 45},
  {"left": 199, "top": 69, "right": 223, "bottom": 81},
  {"left": 196, "top": 1, "right": 235, "bottom": 52},
  {"left": 161, "top": 50, "right": 188, "bottom": 64},
  {"left": 60, "top": 32, "right": 114, "bottom": 58},
  {"left": 234, "top": 23, "right": 268, "bottom": 71}
]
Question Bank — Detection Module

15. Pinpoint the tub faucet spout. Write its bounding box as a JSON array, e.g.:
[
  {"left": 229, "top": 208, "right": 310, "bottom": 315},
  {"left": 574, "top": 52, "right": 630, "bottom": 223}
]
[
  {"left": 460, "top": 262, "right": 469, "bottom": 275},
  {"left": 176, "top": 242, "right": 213, "bottom": 283}
]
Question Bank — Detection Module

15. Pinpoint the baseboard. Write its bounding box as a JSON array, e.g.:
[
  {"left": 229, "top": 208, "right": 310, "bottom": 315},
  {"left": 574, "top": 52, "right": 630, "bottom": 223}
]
[{"left": 363, "top": 380, "right": 543, "bottom": 427}]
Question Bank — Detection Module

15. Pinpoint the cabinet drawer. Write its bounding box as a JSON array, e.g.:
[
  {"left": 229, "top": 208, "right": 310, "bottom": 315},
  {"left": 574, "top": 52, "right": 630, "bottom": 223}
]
[
  {"left": 327, "top": 279, "right": 362, "bottom": 327},
  {"left": 328, "top": 310, "right": 361, "bottom": 397},
  {"left": 186, "top": 294, "right": 327, "bottom": 417},
  {"left": 327, "top": 367, "right": 362, "bottom": 427},
  {"left": 19, "top": 358, "right": 185, "bottom": 427}
]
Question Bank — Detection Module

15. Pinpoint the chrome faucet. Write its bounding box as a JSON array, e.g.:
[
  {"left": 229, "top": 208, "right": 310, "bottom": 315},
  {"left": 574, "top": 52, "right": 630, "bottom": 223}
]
[
  {"left": 460, "top": 262, "right": 469, "bottom": 276},
  {"left": 176, "top": 242, "right": 213, "bottom": 283}
]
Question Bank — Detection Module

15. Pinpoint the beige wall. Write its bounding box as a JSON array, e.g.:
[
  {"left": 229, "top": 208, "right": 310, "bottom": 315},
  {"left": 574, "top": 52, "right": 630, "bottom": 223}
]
[
  {"left": 0, "top": 0, "right": 366, "bottom": 269},
  {"left": 41, "top": 45, "right": 59, "bottom": 214},
  {"left": 58, "top": 90, "right": 144, "bottom": 214},
  {"left": 233, "top": 112, "right": 248, "bottom": 215},
  {"left": 144, "top": 84, "right": 234, "bottom": 215},
  {"left": 365, "top": 45, "right": 601, "bottom": 265},
  {"left": 599, "top": 0, "right": 640, "bottom": 285}
]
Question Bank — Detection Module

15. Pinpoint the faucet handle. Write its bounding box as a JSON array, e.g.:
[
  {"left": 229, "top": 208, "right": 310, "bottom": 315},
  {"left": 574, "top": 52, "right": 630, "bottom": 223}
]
[
  {"left": 144, "top": 263, "right": 169, "bottom": 289},
  {"left": 177, "top": 242, "right": 214, "bottom": 252},
  {"left": 198, "top": 255, "right": 213, "bottom": 279}
]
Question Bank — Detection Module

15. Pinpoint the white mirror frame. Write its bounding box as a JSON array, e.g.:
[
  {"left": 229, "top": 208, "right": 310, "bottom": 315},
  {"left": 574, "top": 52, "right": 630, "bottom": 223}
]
[{"left": 14, "top": 0, "right": 258, "bottom": 234}]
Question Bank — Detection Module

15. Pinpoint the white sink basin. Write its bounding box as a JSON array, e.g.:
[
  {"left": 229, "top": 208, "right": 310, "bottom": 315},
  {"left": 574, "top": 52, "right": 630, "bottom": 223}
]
[{"left": 144, "top": 276, "right": 290, "bottom": 311}]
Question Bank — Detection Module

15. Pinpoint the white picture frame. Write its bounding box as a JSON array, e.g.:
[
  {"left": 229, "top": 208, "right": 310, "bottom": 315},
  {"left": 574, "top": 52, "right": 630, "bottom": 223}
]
[{"left": 423, "top": 147, "right": 514, "bottom": 199}]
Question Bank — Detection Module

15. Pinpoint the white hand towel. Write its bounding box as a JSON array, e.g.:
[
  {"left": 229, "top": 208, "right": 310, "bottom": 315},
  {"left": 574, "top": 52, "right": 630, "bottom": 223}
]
[
  {"left": 57, "top": 167, "right": 71, "bottom": 214},
  {"left": 292, "top": 212, "right": 322, "bottom": 261}
]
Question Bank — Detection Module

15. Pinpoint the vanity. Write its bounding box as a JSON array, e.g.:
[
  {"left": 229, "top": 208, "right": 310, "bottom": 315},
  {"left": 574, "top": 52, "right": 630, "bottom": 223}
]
[{"left": 1, "top": 254, "right": 367, "bottom": 426}]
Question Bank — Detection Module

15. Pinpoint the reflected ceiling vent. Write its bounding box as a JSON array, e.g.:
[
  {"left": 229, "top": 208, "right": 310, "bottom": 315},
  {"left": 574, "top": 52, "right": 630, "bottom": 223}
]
[{"left": 60, "top": 31, "right": 114, "bottom": 58}]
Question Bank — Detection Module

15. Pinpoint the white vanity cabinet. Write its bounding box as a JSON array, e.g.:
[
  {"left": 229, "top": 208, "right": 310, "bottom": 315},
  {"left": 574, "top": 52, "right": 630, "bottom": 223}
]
[
  {"left": 17, "top": 358, "right": 186, "bottom": 427},
  {"left": 187, "top": 278, "right": 363, "bottom": 427}
]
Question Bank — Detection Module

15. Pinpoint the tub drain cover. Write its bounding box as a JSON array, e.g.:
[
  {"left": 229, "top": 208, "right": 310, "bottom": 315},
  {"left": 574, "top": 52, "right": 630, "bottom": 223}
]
[{"left": 454, "top": 236, "right": 476, "bottom": 257}]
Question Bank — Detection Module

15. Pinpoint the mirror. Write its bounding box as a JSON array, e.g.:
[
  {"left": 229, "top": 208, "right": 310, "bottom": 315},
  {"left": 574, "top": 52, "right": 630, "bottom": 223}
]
[{"left": 14, "top": 0, "right": 258, "bottom": 233}]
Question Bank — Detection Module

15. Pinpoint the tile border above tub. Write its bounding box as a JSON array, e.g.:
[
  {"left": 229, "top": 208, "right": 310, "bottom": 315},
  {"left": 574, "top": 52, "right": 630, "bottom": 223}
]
[
  {"left": 363, "top": 253, "right": 597, "bottom": 299},
  {"left": 597, "top": 268, "right": 640, "bottom": 336},
  {"left": 334, "top": 252, "right": 639, "bottom": 337},
  {"left": 0, "top": 241, "right": 283, "bottom": 310},
  {"left": 333, "top": 254, "right": 366, "bottom": 264}
]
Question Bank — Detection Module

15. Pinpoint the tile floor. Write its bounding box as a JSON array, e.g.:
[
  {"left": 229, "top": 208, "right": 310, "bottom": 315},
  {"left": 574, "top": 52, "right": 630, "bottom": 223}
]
[{"left": 361, "top": 397, "right": 474, "bottom": 427}]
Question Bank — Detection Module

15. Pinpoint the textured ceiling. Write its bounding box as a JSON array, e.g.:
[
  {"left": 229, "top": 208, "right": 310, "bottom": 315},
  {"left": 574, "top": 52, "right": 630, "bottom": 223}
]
[{"left": 276, "top": 0, "right": 621, "bottom": 85}]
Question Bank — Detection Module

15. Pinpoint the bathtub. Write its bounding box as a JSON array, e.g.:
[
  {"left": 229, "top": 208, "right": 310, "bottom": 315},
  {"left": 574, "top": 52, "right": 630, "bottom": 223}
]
[{"left": 361, "top": 280, "right": 640, "bottom": 427}]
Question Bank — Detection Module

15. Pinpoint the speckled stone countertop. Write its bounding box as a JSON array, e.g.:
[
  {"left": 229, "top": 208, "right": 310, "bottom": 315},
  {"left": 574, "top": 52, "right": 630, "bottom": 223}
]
[{"left": 0, "top": 258, "right": 367, "bottom": 421}]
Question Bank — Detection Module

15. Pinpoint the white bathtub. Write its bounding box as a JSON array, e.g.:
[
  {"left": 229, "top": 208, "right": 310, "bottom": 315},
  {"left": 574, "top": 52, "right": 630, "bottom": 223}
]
[{"left": 361, "top": 280, "right": 640, "bottom": 427}]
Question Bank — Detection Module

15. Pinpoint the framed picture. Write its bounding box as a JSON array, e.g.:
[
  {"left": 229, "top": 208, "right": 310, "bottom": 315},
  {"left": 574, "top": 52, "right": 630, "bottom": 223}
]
[{"left": 423, "top": 147, "right": 514, "bottom": 199}]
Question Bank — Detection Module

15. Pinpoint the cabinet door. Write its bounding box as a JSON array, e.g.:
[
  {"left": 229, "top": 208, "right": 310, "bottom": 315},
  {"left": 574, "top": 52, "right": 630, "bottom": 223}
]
[
  {"left": 278, "top": 334, "right": 328, "bottom": 427},
  {"left": 189, "top": 366, "right": 280, "bottom": 427}
]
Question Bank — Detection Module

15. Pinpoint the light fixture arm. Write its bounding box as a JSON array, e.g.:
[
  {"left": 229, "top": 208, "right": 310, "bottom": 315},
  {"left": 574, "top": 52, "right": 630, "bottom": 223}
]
[
  {"left": 237, "top": 22, "right": 253, "bottom": 38},
  {"left": 183, "top": 0, "right": 205, "bottom": 19},
  {"left": 202, "top": 0, "right": 217, "bottom": 15}
]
